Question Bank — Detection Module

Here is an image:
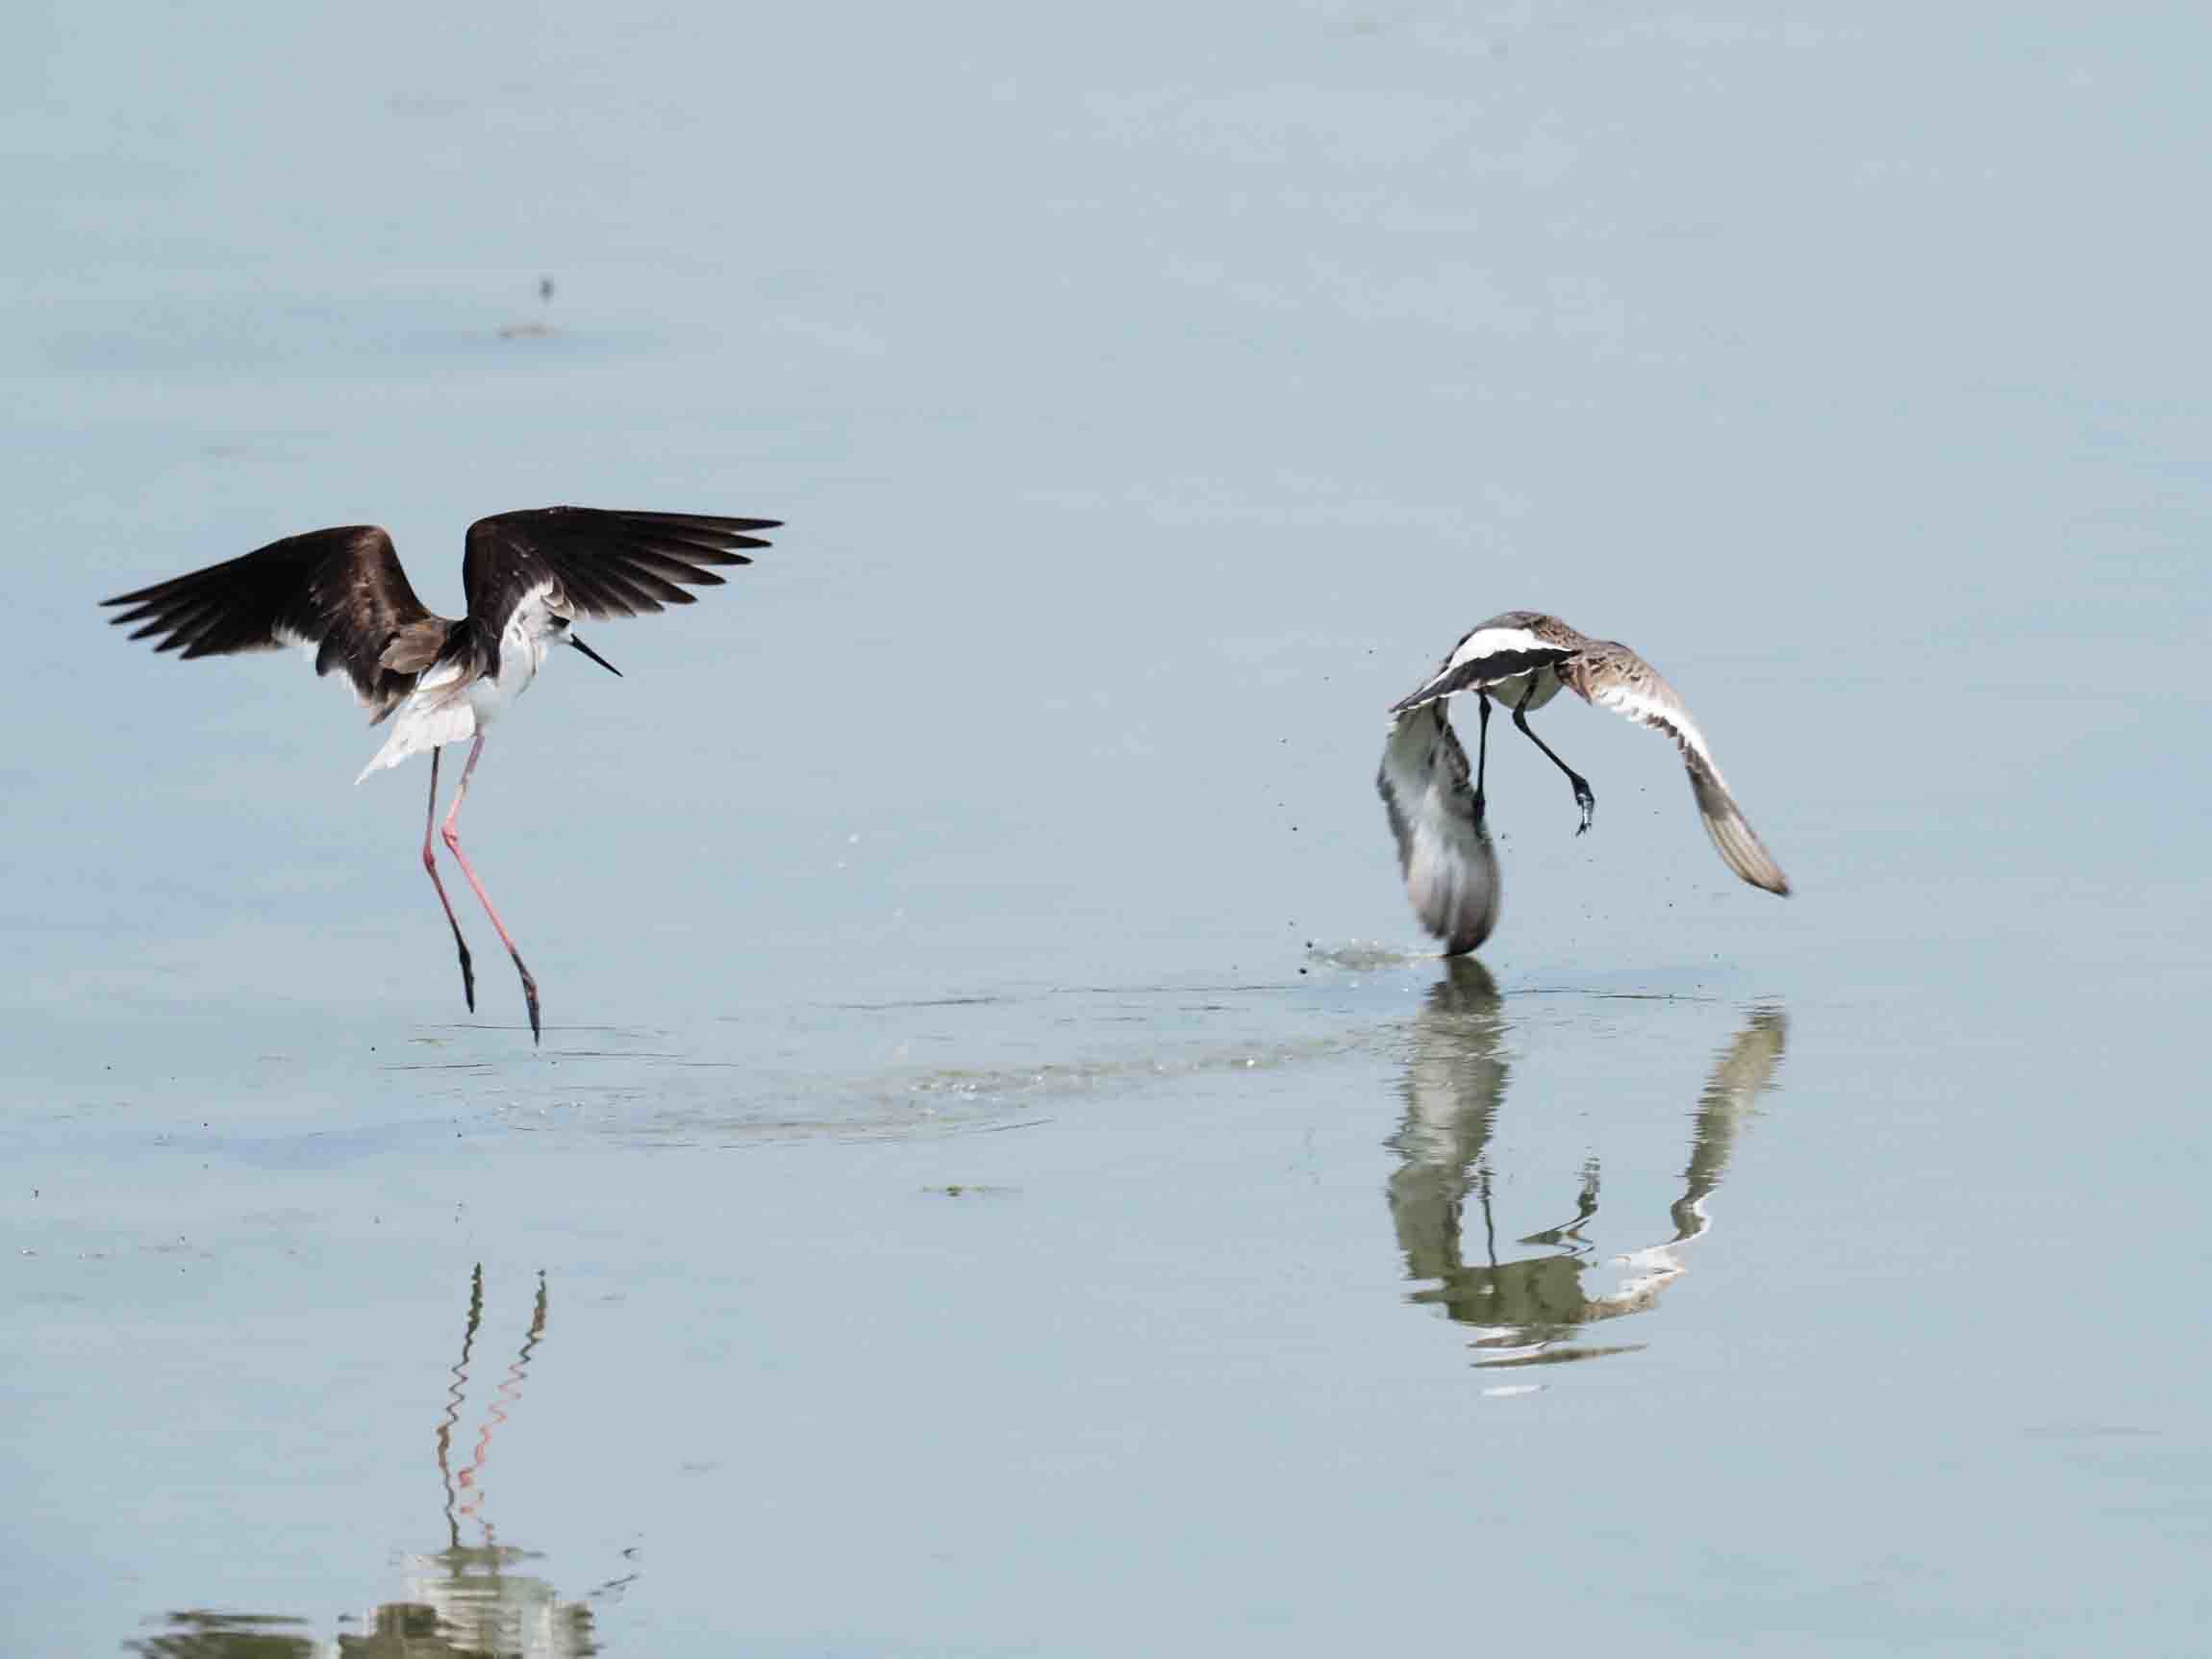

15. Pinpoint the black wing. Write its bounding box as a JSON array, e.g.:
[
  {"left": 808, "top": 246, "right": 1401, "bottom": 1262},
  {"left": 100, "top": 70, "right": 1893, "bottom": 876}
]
[
  {"left": 101, "top": 526, "right": 446, "bottom": 717},
  {"left": 1388, "top": 614, "right": 1574, "bottom": 715},
  {"left": 461, "top": 508, "right": 778, "bottom": 626}
]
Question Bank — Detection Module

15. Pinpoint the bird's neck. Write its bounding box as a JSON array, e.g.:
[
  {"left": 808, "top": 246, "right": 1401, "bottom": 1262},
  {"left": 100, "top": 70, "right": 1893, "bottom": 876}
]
[{"left": 487, "top": 590, "right": 563, "bottom": 687}]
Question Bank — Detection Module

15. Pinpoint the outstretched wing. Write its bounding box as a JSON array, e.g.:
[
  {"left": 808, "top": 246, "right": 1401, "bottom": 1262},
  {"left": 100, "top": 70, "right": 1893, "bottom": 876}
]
[
  {"left": 1377, "top": 701, "right": 1503, "bottom": 954},
  {"left": 101, "top": 526, "right": 448, "bottom": 719},
  {"left": 462, "top": 507, "right": 778, "bottom": 624},
  {"left": 1568, "top": 641, "right": 1792, "bottom": 896},
  {"left": 1389, "top": 612, "right": 1572, "bottom": 714}
]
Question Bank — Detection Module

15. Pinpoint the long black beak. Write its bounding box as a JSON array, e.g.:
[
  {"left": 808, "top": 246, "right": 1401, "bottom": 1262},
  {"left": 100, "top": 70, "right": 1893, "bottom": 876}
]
[{"left": 569, "top": 633, "right": 622, "bottom": 677}]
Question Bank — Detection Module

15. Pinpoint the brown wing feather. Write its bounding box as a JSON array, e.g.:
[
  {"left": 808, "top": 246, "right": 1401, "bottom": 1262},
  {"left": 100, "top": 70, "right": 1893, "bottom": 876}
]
[
  {"left": 101, "top": 527, "right": 449, "bottom": 721},
  {"left": 462, "top": 507, "right": 778, "bottom": 622},
  {"left": 1566, "top": 642, "right": 1792, "bottom": 896}
]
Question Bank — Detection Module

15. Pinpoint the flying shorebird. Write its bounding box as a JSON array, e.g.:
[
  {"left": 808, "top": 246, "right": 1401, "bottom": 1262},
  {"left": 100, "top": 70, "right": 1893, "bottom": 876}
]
[
  {"left": 101, "top": 506, "right": 779, "bottom": 1042},
  {"left": 1379, "top": 611, "right": 1789, "bottom": 954}
]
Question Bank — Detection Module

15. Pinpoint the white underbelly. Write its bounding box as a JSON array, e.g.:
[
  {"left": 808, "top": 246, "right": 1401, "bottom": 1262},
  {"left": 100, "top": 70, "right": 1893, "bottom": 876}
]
[
  {"left": 352, "top": 641, "right": 541, "bottom": 783},
  {"left": 466, "top": 628, "right": 547, "bottom": 728},
  {"left": 465, "top": 661, "right": 532, "bottom": 728},
  {"left": 1484, "top": 665, "right": 1566, "bottom": 712}
]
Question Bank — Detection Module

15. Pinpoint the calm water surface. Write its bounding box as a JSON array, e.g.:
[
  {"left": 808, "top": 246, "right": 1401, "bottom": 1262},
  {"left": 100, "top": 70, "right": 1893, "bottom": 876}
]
[{"left": 6, "top": 2, "right": 2210, "bottom": 1654}]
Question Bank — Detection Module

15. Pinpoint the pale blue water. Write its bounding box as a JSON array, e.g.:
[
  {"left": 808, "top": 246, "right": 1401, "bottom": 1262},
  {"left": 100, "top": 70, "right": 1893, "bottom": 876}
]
[{"left": 6, "top": 3, "right": 2211, "bottom": 1654}]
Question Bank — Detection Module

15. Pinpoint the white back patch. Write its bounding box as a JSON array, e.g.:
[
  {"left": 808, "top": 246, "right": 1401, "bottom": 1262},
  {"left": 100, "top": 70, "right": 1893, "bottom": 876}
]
[{"left": 1446, "top": 625, "right": 1551, "bottom": 671}]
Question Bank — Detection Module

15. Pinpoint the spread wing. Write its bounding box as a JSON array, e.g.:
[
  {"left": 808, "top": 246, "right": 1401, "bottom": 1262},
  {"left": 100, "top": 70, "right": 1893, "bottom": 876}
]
[
  {"left": 1377, "top": 701, "right": 1503, "bottom": 954},
  {"left": 462, "top": 507, "right": 778, "bottom": 624},
  {"left": 1570, "top": 642, "right": 1791, "bottom": 896},
  {"left": 1389, "top": 612, "right": 1571, "bottom": 714},
  {"left": 100, "top": 526, "right": 448, "bottom": 719}
]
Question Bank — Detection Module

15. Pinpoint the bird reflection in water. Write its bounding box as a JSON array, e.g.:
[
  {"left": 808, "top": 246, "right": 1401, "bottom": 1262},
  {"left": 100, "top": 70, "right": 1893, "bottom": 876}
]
[
  {"left": 340, "top": 1265, "right": 603, "bottom": 1657},
  {"left": 126, "top": 1268, "right": 612, "bottom": 1659},
  {"left": 121, "top": 1611, "right": 318, "bottom": 1657},
  {"left": 1389, "top": 958, "right": 1789, "bottom": 1368}
]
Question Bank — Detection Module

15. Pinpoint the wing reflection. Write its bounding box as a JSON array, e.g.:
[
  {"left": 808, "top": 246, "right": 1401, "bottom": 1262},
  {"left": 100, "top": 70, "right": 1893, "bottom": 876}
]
[
  {"left": 1388, "top": 960, "right": 1789, "bottom": 1368},
  {"left": 126, "top": 1269, "right": 603, "bottom": 1659},
  {"left": 123, "top": 1610, "right": 316, "bottom": 1657}
]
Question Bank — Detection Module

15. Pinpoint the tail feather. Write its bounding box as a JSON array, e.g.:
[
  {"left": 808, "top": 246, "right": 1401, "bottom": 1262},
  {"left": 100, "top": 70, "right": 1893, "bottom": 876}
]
[{"left": 354, "top": 694, "right": 477, "bottom": 784}]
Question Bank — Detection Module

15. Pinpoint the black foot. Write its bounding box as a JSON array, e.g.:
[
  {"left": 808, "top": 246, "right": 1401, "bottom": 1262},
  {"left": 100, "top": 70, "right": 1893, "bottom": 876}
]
[
  {"left": 1572, "top": 779, "right": 1595, "bottom": 836},
  {"left": 512, "top": 954, "right": 541, "bottom": 1045},
  {"left": 455, "top": 944, "right": 476, "bottom": 1014}
]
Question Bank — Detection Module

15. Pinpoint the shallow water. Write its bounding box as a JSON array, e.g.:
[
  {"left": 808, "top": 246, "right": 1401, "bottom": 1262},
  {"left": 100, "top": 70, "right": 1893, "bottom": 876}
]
[{"left": 7, "top": 2, "right": 2212, "bottom": 1654}]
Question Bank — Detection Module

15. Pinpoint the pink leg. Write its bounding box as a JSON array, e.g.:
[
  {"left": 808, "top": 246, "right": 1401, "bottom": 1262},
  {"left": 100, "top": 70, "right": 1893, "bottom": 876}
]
[
  {"left": 440, "top": 734, "right": 542, "bottom": 1044},
  {"left": 421, "top": 746, "right": 477, "bottom": 1012}
]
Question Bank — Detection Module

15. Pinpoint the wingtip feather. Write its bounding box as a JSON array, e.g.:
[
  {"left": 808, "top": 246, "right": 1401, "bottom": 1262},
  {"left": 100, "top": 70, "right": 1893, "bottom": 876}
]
[
  {"left": 1378, "top": 707, "right": 1504, "bottom": 953},
  {"left": 1690, "top": 769, "right": 1792, "bottom": 896}
]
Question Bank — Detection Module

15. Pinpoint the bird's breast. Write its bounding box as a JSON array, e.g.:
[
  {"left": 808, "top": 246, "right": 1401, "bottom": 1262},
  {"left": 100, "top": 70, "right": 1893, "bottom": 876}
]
[
  {"left": 466, "top": 624, "right": 547, "bottom": 725},
  {"left": 1490, "top": 665, "right": 1565, "bottom": 712}
]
